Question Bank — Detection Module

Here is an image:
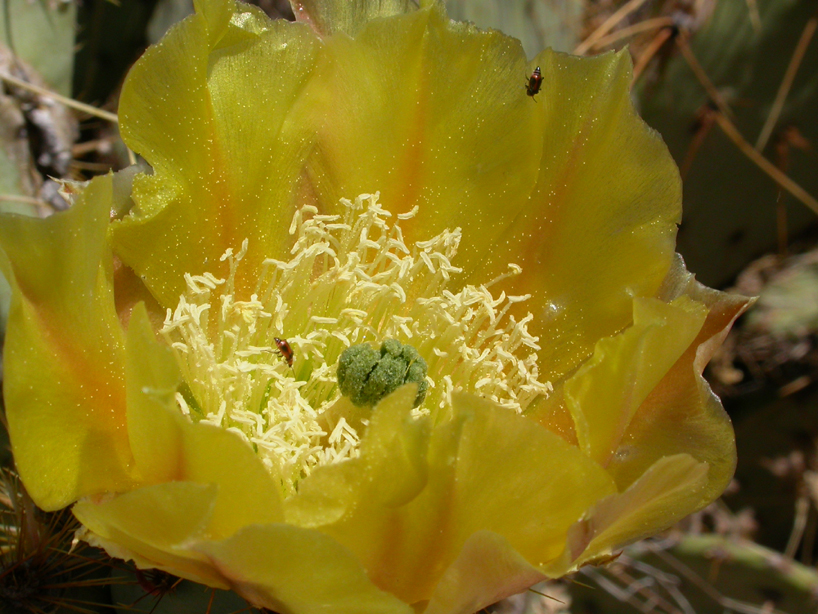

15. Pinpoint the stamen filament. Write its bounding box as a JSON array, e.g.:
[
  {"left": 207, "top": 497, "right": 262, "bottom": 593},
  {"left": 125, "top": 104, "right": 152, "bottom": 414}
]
[{"left": 161, "top": 193, "right": 551, "bottom": 497}]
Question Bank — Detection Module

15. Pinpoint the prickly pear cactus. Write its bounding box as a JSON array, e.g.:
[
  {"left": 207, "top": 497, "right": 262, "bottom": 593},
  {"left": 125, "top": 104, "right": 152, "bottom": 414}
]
[
  {"left": 635, "top": 0, "right": 818, "bottom": 287},
  {"left": 445, "top": 0, "right": 583, "bottom": 56}
]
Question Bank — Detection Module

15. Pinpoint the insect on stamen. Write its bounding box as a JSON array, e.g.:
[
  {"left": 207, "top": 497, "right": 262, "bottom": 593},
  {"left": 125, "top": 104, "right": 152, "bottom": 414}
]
[{"left": 274, "top": 337, "right": 294, "bottom": 369}]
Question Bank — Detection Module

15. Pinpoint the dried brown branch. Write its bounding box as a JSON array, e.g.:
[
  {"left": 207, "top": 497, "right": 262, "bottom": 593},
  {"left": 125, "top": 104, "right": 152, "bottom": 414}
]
[
  {"left": 631, "top": 27, "right": 673, "bottom": 85},
  {"left": 674, "top": 32, "right": 735, "bottom": 120},
  {"left": 575, "top": 0, "right": 652, "bottom": 55},
  {"left": 590, "top": 16, "right": 675, "bottom": 50},
  {"left": 714, "top": 112, "right": 818, "bottom": 216},
  {"left": 756, "top": 10, "right": 818, "bottom": 151},
  {"left": 0, "top": 71, "right": 118, "bottom": 123}
]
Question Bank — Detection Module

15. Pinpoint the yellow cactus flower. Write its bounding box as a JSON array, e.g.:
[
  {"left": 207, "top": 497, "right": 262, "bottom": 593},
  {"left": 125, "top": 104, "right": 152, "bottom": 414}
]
[{"left": 0, "top": 0, "right": 750, "bottom": 612}]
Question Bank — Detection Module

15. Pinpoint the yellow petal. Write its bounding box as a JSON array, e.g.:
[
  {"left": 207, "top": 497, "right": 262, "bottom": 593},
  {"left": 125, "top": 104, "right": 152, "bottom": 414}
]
[
  {"left": 75, "top": 308, "right": 286, "bottom": 586},
  {"left": 288, "top": 388, "right": 616, "bottom": 604},
  {"left": 293, "top": 0, "right": 418, "bottom": 36},
  {"left": 73, "top": 482, "right": 228, "bottom": 587},
  {"left": 302, "top": 5, "right": 541, "bottom": 279},
  {"left": 551, "top": 454, "right": 710, "bottom": 574},
  {"left": 197, "top": 524, "right": 414, "bottom": 614},
  {"left": 357, "top": 384, "right": 432, "bottom": 507},
  {"left": 125, "top": 303, "right": 184, "bottom": 483},
  {"left": 659, "top": 253, "right": 755, "bottom": 373},
  {"left": 606, "top": 256, "right": 750, "bottom": 503},
  {"left": 192, "top": 0, "right": 233, "bottom": 40},
  {"left": 564, "top": 296, "right": 709, "bottom": 468},
  {"left": 0, "top": 174, "right": 135, "bottom": 510},
  {"left": 523, "top": 385, "right": 579, "bottom": 447},
  {"left": 444, "top": 394, "right": 615, "bottom": 566},
  {"left": 285, "top": 385, "right": 431, "bottom": 526},
  {"left": 423, "top": 531, "right": 545, "bottom": 614},
  {"left": 73, "top": 417, "right": 285, "bottom": 588},
  {"left": 486, "top": 49, "right": 682, "bottom": 381},
  {"left": 109, "top": 167, "right": 166, "bottom": 329},
  {"left": 537, "top": 275, "right": 744, "bottom": 571},
  {"left": 112, "top": 0, "right": 322, "bottom": 306},
  {"left": 176, "top": 420, "right": 284, "bottom": 538},
  {"left": 124, "top": 304, "right": 284, "bottom": 537},
  {"left": 531, "top": 257, "right": 747, "bottom": 507},
  {"left": 73, "top": 304, "right": 285, "bottom": 584}
]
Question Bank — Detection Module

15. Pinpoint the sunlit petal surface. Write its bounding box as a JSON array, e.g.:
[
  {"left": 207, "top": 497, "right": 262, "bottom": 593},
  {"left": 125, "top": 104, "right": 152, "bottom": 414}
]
[{"left": 0, "top": 176, "right": 134, "bottom": 510}]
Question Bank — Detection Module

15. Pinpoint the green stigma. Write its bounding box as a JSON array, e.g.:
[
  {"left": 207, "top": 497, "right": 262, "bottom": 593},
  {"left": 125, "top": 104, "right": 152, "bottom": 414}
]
[{"left": 337, "top": 339, "right": 428, "bottom": 409}]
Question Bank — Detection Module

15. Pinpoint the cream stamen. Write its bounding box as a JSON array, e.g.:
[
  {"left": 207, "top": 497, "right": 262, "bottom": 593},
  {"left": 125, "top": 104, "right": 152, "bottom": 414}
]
[{"left": 161, "top": 193, "right": 551, "bottom": 497}]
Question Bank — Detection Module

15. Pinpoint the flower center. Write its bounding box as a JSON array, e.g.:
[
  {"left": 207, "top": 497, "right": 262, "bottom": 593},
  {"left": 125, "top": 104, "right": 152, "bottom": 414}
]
[{"left": 161, "top": 194, "right": 552, "bottom": 497}]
